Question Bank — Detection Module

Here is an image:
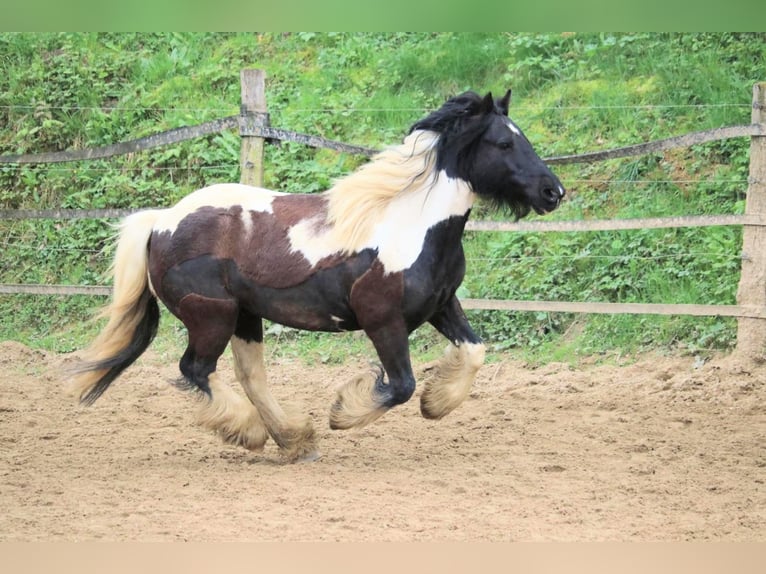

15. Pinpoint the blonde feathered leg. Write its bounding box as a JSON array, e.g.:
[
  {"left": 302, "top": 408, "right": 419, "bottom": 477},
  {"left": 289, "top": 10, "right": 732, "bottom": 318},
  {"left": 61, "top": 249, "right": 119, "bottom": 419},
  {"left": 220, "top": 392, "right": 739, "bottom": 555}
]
[
  {"left": 230, "top": 337, "right": 318, "bottom": 462},
  {"left": 420, "top": 342, "right": 485, "bottom": 419}
]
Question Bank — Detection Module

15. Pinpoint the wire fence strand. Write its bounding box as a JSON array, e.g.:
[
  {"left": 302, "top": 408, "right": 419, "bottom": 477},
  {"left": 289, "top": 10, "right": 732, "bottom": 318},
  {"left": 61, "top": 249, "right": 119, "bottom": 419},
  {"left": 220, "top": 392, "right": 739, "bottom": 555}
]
[{"left": 0, "top": 103, "right": 751, "bottom": 113}]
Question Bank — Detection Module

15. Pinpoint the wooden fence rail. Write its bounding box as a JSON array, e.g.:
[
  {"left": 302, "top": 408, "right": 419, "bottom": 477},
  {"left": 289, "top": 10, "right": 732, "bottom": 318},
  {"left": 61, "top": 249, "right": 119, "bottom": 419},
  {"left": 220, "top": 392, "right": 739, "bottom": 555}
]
[{"left": 1, "top": 71, "right": 765, "bottom": 354}]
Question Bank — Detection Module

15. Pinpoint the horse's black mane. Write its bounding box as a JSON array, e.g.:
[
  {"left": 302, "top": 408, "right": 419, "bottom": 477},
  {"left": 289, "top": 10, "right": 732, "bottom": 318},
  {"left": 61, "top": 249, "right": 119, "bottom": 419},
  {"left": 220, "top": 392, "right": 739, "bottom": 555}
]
[
  {"left": 409, "top": 91, "right": 502, "bottom": 136},
  {"left": 408, "top": 92, "right": 507, "bottom": 175},
  {"left": 407, "top": 91, "right": 504, "bottom": 189}
]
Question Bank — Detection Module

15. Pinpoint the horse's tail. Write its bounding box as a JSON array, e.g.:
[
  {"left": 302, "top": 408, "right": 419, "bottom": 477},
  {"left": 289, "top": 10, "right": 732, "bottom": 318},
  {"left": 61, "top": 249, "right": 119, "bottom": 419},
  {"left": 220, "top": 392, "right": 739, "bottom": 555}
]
[{"left": 69, "top": 210, "right": 163, "bottom": 405}]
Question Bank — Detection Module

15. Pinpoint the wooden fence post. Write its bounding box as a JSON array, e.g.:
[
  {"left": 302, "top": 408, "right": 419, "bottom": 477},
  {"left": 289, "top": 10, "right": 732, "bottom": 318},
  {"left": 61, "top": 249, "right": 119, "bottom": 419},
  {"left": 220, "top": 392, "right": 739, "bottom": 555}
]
[
  {"left": 239, "top": 69, "right": 268, "bottom": 187},
  {"left": 735, "top": 82, "right": 766, "bottom": 360}
]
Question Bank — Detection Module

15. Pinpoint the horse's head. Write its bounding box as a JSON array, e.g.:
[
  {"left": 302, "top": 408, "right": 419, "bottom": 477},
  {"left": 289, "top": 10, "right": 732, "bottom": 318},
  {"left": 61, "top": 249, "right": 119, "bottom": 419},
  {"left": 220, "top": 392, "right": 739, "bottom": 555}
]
[{"left": 410, "top": 90, "right": 565, "bottom": 218}]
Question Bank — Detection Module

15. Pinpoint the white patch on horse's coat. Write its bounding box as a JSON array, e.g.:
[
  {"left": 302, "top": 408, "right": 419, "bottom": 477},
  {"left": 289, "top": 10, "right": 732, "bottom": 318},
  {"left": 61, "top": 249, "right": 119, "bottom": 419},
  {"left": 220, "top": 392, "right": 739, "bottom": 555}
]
[
  {"left": 323, "top": 130, "right": 441, "bottom": 253},
  {"left": 286, "top": 216, "right": 335, "bottom": 265},
  {"left": 154, "top": 183, "right": 281, "bottom": 235},
  {"left": 288, "top": 170, "right": 475, "bottom": 273},
  {"left": 506, "top": 119, "right": 521, "bottom": 136},
  {"left": 371, "top": 173, "right": 474, "bottom": 272},
  {"left": 240, "top": 208, "right": 254, "bottom": 236}
]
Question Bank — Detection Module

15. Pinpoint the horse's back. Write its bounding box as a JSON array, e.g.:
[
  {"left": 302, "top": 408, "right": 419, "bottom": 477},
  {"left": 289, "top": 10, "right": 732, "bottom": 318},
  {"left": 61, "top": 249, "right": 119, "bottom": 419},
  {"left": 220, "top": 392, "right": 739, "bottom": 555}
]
[
  {"left": 153, "top": 183, "right": 284, "bottom": 235},
  {"left": 145, "top": 184, "right": 357, "bottom": 325}
]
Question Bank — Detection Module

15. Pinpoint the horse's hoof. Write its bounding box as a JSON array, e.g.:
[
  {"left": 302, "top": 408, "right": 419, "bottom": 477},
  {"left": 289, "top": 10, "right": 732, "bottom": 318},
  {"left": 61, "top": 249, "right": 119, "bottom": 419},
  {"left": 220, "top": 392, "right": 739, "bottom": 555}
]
[
  {"left": 274, "top": 418, "right": 319, "bottom": 463},
  {"left": 295, "top": 449, "right": 322, "bottom": 463},
  {"left": 329, "top": 371, "right": 388, "bottom": 430},
  {"left": 281, "top": 444, "right": 321, "bottom": 463}
]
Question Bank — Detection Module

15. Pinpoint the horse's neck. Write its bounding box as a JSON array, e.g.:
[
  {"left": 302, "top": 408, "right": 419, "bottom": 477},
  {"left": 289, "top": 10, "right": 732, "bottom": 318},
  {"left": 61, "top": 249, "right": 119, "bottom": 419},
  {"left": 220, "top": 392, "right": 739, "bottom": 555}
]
[
  {"left": 389, "top": 171, "right": 475, "bottom": 228},
  {"left": 354, "top": 173, "right": 474, "bottom": 273}
]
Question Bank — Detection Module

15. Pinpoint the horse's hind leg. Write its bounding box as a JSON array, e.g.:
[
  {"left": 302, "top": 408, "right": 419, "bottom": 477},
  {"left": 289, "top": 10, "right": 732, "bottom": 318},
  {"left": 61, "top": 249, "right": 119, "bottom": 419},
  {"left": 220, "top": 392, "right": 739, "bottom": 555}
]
[
  {"left": 197, "top": 373, "right": 269, "bottom": 451},
  {"left": 421, "top": 295, "right": 485, "bottom": 420},
  {"left": 176, "top": 294, "right": 268, "bottom": 451},
  {"left": 230, "top": 313, "right": 318, "bottom": 462}
]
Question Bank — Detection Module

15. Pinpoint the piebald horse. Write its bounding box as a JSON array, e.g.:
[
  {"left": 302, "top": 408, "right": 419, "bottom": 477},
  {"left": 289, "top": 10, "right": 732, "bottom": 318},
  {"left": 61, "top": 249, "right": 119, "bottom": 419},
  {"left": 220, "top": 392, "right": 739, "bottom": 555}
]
[{"left": 70, "top": 90, "right": 565, "bottom": 461}]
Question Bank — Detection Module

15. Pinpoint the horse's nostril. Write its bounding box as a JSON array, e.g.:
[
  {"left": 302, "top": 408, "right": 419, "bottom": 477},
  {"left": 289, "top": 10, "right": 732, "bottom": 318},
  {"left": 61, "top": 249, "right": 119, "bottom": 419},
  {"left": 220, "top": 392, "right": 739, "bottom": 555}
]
[{"left": 541, "top": 184, "right": 565, "bottom": 202}]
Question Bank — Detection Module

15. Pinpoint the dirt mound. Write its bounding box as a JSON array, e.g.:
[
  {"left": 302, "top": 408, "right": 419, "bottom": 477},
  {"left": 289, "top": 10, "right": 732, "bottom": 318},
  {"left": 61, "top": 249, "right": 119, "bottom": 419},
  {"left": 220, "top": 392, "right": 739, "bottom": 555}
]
[{"left": 1, "top": 342, "right": 763, "bottom": 541}]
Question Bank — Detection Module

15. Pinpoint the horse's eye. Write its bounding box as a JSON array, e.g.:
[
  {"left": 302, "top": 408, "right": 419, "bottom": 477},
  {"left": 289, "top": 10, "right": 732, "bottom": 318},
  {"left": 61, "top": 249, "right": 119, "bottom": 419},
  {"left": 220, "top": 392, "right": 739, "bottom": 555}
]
[{"left": 498, "top": 140, "right": 513, "bottom": 150}]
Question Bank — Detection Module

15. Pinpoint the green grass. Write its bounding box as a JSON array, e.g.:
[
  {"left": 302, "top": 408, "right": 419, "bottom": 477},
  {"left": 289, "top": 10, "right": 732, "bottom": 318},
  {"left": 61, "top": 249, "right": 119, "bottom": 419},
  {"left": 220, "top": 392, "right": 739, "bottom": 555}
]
[{"left": 1, "top": 32, "right": 765, "bottom": 363}]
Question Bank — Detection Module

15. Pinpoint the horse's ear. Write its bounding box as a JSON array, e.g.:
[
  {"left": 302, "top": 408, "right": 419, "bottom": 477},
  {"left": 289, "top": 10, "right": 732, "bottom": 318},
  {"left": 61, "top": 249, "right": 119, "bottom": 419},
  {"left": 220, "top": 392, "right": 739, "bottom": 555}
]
[
  {"left": 480, "top": 92, "right": 495, "bottom": 114},
  {"left": 497, "top": 89, "right": 512, "bottom": 116}
]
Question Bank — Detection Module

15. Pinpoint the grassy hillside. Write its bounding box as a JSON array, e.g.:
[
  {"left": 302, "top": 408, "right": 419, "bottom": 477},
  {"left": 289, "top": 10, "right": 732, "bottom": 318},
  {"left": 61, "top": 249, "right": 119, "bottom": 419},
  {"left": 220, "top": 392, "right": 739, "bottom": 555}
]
[{"left": 1, "top": 32, "right": 764, "bottom": 362}]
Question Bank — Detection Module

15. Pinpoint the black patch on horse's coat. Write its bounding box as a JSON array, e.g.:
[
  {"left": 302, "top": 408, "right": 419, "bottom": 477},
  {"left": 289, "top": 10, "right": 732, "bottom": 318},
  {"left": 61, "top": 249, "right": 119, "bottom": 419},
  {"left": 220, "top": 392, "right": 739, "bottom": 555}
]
[
  {"left": 155, "top": 249, "right": 378, "bottom": 334},
  {"left": 228, "top": 248, "right": 378, "bottom": 332},
  {"left": 157, "top": 255, "right": 232, "bottom": 315},
  {"left": 176, "top": 292, "right": 239, "bottom": 394},
  {"left": 234, "top": 308, "right": 264, "bottom": 344},
  {"left": 401, "top": 213, "right": 470, "bottom": 331}
]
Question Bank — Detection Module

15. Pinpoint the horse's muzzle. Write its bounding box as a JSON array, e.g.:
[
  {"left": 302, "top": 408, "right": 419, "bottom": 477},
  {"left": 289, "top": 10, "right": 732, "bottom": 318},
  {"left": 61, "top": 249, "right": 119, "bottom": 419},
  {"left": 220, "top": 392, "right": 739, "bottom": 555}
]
[{"left": 535, "top": 181, "right": 565, "bottom": 214}]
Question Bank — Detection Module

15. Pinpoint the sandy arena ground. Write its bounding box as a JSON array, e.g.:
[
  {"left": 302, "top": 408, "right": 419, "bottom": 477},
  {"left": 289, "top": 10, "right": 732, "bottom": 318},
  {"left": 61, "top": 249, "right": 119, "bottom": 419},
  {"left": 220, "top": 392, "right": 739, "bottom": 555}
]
[{"left": 0, "top": 340, "right": 763, "bottom": 541}]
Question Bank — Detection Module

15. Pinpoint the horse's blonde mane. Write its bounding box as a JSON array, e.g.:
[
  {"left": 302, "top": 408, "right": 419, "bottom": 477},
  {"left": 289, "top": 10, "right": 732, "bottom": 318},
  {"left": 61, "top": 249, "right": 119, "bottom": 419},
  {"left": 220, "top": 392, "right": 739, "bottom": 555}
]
[{"left": 324, "top": 130, "right": 439, "bottom": 252}]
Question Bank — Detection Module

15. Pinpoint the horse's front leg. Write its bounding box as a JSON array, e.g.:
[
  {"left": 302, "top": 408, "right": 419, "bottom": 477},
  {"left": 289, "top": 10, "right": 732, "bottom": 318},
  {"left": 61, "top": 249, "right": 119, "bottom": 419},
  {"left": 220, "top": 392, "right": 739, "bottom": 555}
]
[
  {"left": 421, "top": 295, "right": 486, "bottom": 420},
  {"left": 329, "top": 319, "right": 415, "bottom": 430}
]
